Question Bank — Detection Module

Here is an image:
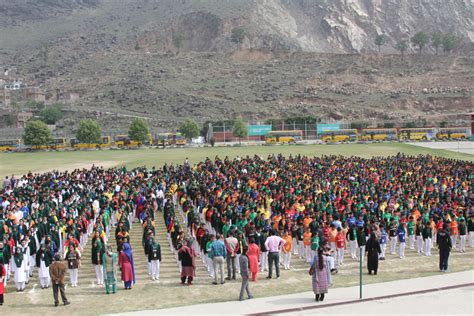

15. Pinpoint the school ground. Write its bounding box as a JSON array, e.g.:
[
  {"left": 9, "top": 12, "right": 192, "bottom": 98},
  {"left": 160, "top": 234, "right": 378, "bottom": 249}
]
[
  {"left": 113, "top": 270, "right": 474, "bottom": 316},
  {"left": 1, "top": 142, "right": 473, "bottom": 180}
]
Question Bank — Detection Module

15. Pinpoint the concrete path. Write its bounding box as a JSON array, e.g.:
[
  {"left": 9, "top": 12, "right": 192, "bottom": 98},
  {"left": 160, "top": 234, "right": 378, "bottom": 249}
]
[
  {"left": 111, "top": 270, "right": 474, "bottom": 316},
  {"left": 407, "top": 141, "right": 474, "bottom": 155}
]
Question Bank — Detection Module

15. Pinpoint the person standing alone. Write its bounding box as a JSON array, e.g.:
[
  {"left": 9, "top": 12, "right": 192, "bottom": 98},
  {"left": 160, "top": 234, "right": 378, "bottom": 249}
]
[
  {"left": 265, "top": 229, "right": 285, "bottom": 279},
  {"left": 49, "top": 253, "right": 70, "bottom": 306},
  {"left": 225, "top": 231, "right": 239, "bottom": 280},
  {"left": 238, "top": 247, "right": 253, "bottom": 301},
  {"left": 437, "top": 223, "right": 452, "bottom": 272},
  {"left": 210, "top": 234, "right": 227, "bottom": 285}
]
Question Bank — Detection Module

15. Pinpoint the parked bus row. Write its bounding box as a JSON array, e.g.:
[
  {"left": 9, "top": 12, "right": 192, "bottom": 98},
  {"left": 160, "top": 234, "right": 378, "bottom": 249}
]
[
  {"left": 0, "top": 132, "right": 187, "bottom": 152},
  {"left": 265, "top": 127, "right": 470, "bottom": 144}
]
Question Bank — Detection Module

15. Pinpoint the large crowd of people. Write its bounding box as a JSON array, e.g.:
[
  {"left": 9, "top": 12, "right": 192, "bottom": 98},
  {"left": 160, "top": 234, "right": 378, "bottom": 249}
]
[{"left": 0, "top": 153, "right": 473, "bottom": 305}]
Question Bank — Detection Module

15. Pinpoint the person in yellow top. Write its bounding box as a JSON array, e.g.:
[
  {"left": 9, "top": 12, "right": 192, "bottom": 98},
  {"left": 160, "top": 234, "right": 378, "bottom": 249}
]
[
  {"left": 281, "top": 230, "right": 293, "bottom": 270},
  {"left": 262, "top": 208, "right": 271, "bottom": 221},
  {"left": 303, "top": 228, "right": 312, "bottom": 263}
]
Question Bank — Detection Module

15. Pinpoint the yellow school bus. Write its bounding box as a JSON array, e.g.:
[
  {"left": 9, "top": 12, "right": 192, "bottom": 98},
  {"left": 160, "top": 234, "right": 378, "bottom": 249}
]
[
  {"left": 174, "top": 133, "right": 187, "bottom": 145},
  {"left": 321, "top": 129, "right": 358, "bottom": 142},
  {"left": 360, "top": 128, "right": 398, "bottom": 141},
  {"left": 70, "top": 136, "right": 112, "bottom": 149},
  {"left": 436, "top": 127, "right": 469, "bottom": 140},
  {"left": 265, "top": 130, "right": 303, "bottom": 144},
  {"left": 0, "top": 139, "right": 20, "bottom": 151},
  {"left": 33, "top": 138, "right": 68, "bottom": 150},
  {"left": 157, "top": 133, "right": 187, "bottom": 146},
  {"left": 399, "top": 128, "right": 435, "bottom": 141}
]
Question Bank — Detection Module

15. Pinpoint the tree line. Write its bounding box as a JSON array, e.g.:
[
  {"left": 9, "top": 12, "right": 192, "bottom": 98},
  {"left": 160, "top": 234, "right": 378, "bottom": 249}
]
[
  {"left": 374, "top": 31, "right": 461, "bottom": 56},
  {"left": 22, "top": 117, "right": 249, "bottom": 147},
  {"left": 23, "top": 117, "right": 151, "bottom": 147}
]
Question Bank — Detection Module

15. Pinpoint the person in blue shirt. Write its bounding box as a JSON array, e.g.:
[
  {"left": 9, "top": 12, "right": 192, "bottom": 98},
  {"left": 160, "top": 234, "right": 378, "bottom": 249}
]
[
  {"left": 397, "top": 223, "right": 406, "bottom": 259},
  {"left": 347, "top": 213, "right": 356, "bottom": 228},
  {"left": 379, "top": 224, "right": 387, "bottom": 260},
  {"left": 210, "top": 234, "right": 227, "bottom": 285},
  {"left": 355, "top": 215, "right": 364, "bottom": 228}
]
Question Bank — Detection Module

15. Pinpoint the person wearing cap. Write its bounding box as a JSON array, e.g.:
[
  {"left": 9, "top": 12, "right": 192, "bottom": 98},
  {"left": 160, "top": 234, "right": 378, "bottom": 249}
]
[{"left": 49, "top": 253, "right": 70, "bottom": 306}]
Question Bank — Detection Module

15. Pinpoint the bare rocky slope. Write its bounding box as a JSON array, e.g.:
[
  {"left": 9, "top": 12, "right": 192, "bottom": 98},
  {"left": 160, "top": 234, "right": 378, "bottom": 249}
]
[{"left": 0, "top": 0, "right": 472, "bottom": 131}]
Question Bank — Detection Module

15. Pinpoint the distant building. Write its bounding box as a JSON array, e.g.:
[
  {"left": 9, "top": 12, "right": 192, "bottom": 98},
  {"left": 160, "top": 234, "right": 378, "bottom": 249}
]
[
  {"left": 56, "top": 88, "right": 80, "bottom": 103},
  {"left": 3, "top": 79, "right": 23, "bottom": 90},
  {"left": 0, "top": 88, "right": 11, "bottom": 108},
  {"left": 24, "top": 87, "right": 46, "bottom": 102},
  {"left": 15, "top": 111, "right": 33, "bottom": 128}
]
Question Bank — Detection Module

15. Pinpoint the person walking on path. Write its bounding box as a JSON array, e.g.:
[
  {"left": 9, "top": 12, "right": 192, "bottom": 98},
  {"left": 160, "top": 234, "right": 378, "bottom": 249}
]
[
  {"left": 366, "top": 232, "right": 381, "bottom": 275},
  {"left": 238, "top": 247, "right": 253, "bottom": 301},
  {"left": 265, "top": 229, "right": 285, "bottom": 279},
  {"left": 310, "top": 249, "right": 329, "bottom": 302},
  {"left": 49, "top": 253, "right": 70, "bottom": 307},
  {"left": 210, "top": 234, "right": 227, "bottom": 285},
  {"left": 437, "top": 223, "right": 452, "bottom": 272}
]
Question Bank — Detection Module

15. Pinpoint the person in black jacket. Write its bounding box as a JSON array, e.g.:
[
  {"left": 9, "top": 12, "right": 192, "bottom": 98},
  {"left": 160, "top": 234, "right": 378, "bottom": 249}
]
[
  {"left": 436, "top": 223, "right": 452, "bottom": 272},
  {"left": 357, "top": 226, "right": 367, "bottom": 262},
  {"left": 148, "top": 239, "right": 161, "bottom": 281}
]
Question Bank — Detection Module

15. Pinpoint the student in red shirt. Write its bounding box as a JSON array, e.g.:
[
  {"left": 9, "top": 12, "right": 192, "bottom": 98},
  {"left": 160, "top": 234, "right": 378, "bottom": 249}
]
[{"left": 335, "top": 227, "right": 346, "bottom": 267}]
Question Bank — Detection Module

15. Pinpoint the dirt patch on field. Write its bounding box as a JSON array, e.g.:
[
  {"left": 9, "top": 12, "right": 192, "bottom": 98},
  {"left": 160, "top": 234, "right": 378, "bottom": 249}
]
[{"left": 32, "top": 160, "right": 119, "bottom": 175}]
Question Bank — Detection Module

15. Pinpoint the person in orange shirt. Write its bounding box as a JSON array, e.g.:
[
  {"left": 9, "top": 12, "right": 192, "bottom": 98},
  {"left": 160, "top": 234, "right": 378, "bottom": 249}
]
[
  {"left": 303, "top": 228, "right": 312, "bottom": 263},
  {"left": 303, "top": 215, "right": 312, "bottom": 229},
  {"left": 328, "top": 224, "right": 337, "bottom": 255},
  {"left": 273, "top": 214, "right": 282, "bottom": 230},
  {"left": 281, "top": 231, "right": 293, "bottom": 270},
  {"left": 450, "top": 219, "right": 459, "bottom": 250}
]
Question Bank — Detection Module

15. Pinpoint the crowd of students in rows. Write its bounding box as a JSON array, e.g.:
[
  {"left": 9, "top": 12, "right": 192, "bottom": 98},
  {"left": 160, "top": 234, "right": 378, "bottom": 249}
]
[{"left": 0, "top": 153, "right": 473, "bottom": 306}]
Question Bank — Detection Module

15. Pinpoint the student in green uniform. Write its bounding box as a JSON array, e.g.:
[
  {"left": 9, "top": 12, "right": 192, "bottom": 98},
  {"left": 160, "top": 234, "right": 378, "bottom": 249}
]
[
  {"left": 407, "top": 216, "right": 415, "bottom": 250},
  {"left": 103, "top": 245, "right": 117, "bottom": 294}
]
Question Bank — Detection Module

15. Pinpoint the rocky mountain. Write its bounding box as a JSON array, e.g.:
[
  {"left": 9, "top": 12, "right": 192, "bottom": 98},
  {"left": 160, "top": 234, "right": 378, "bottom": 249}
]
[
  {"left": 1, "top": 0, "right": 472, "bottom": 53},
  {"left": 0, "top": 0, "right": 472, "bottom": 132}
]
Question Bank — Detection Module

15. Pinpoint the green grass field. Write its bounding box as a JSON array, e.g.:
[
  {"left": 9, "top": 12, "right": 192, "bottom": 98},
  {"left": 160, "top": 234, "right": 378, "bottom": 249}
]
[{"left": 1, "top": 143, "right": 472, "bottom": 179}]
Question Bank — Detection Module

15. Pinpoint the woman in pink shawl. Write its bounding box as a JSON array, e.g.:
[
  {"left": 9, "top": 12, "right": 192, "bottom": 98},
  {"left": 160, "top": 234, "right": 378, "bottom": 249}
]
[{"left": 178, "top": 237, "right": 196, "bottom": 285}]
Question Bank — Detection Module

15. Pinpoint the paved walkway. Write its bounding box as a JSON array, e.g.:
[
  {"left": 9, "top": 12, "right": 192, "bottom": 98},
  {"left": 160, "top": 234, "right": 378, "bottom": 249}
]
[
  {"left": 407, "top": 141, "right": 474, "bottom": 155},
  {"left": 112, "top": 270, "right": 474, "bottom": 316}
]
